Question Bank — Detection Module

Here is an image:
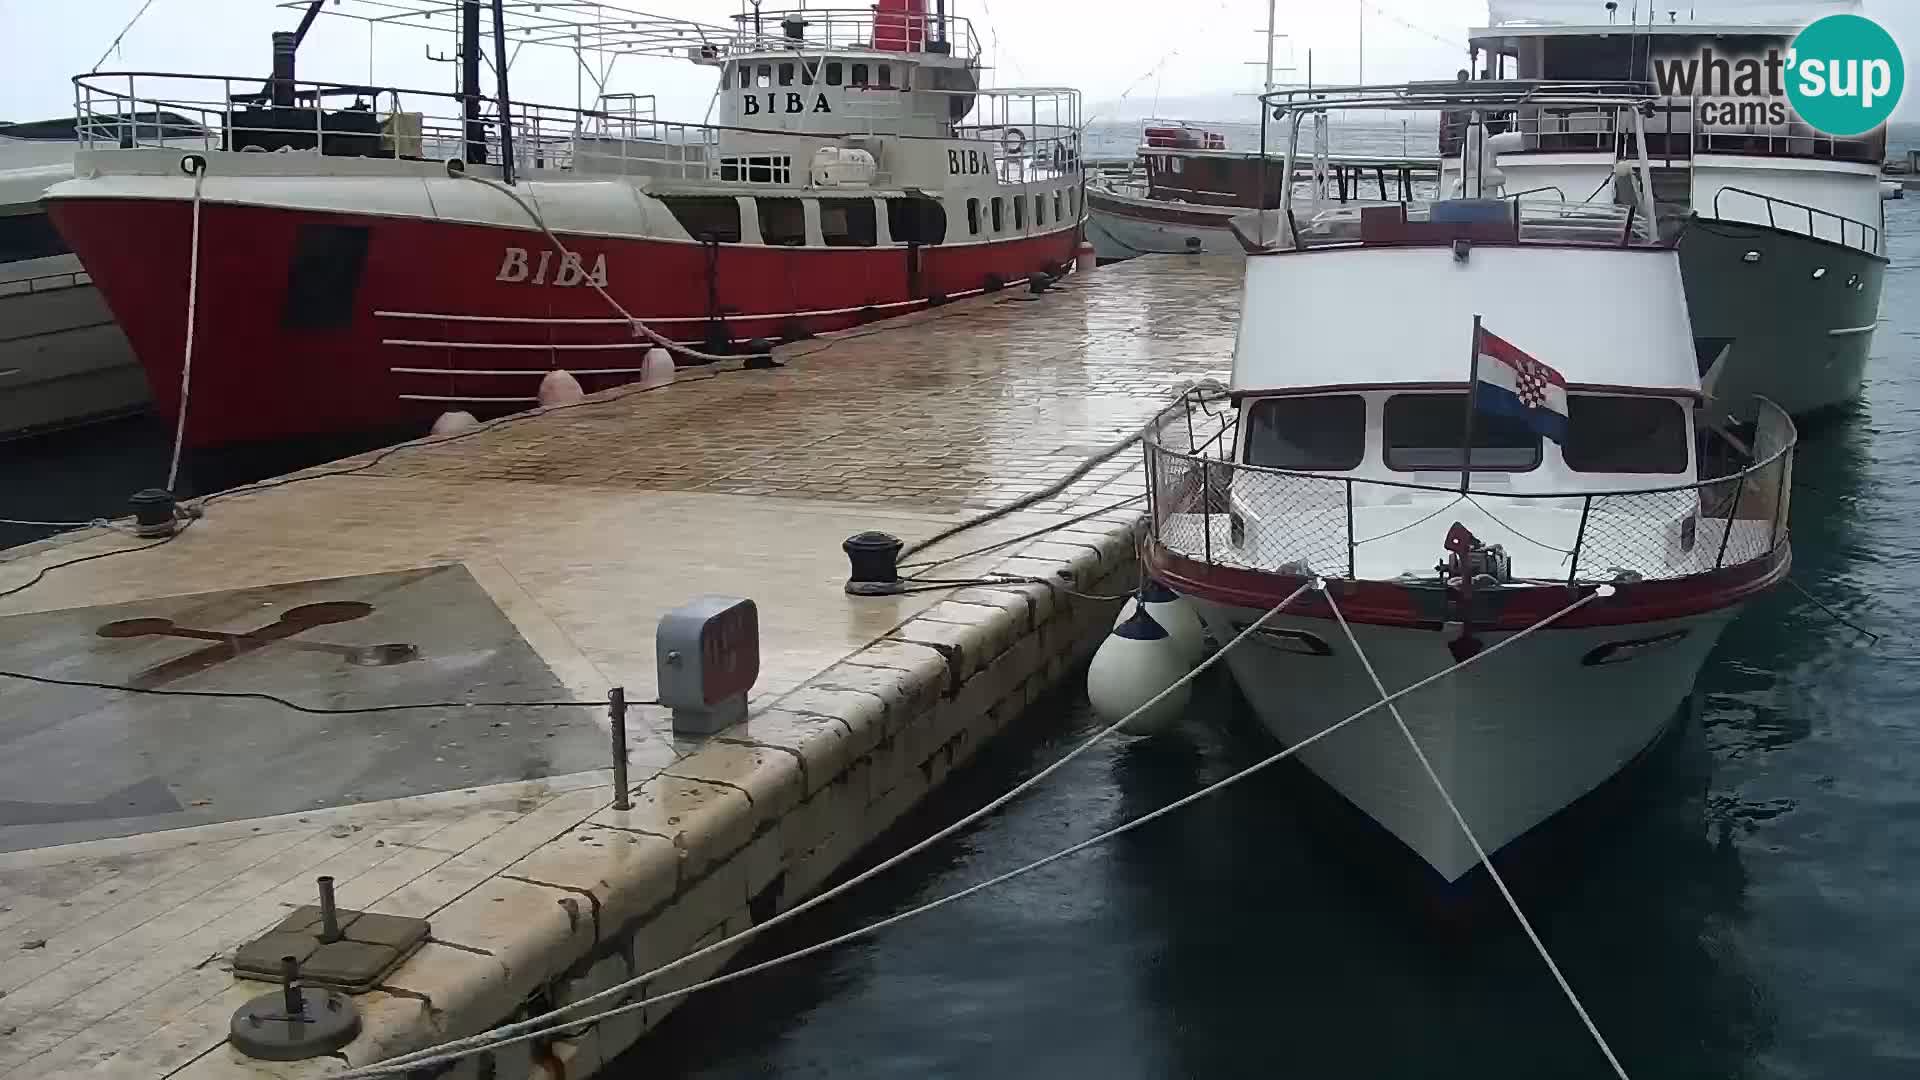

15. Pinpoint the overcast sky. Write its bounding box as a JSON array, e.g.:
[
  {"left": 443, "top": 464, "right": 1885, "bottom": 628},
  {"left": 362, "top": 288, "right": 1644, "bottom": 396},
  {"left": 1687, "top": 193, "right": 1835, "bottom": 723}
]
[{"left": 3, "top": 0, "right": 1916, "bottom": 125}]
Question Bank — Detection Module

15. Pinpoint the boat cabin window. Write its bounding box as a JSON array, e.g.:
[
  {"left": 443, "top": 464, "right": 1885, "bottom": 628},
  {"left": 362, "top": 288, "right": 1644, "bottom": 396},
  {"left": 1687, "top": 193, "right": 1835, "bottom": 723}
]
[
  {"left": 1562, "top": 396, "right": 1688, "bottom": 474},
  {"left": 1540, "top": 35, "right": 1636, "bottom": 82},
  {"left": 1013, "top": 196, "right": 1025, "bottom": 230},
  {"left": 826, "top": 62, "right": 843, "bottom": 86},
  {"left": 887, "top": 196, "right": 947, "bottom": 244},
  {"left": 0, "top": 212, "right": 69, "bottom": 264},
  {"left": 736, "top": 65, "right": 750, "bottom": 89},
  {"left": 779, "top": 63, "right": 795, "bottom": 87},
  {"left": 1244, "top": 395, "right": 1366, "bottom": 471},
  {"left": 756, "top": 64, "right": 773, "bottom": 88},
  {"left": 1033, "top": 194, "right": 1045, "bottom": 226},
  {"left": 966, "top": 198, "right": 981, "bottom": 235},
  {"left": 877, "top": 64, "right": 892, "bottom": 88},
  {"left": 658, "top": 196, "right": 742, "bottom": 243},
  {"left": 1384, "top": 393, "right": 1540, "bottom": 472},
  {"left": 757, "top": 197, "right": 807, "bottom": 246},
  {"left": 800, "top": 61, "right": 817, "bottom": 86},
  {"left": 1054, "top": 190, "right": 1063, "bottom": 221},
  {"left": 990, "top": 197, "right": 1004, "bottom": 232},
  {"left": 821, "top": 198, "right": 877, "bottom": 247},
  {"left": 851, "top": 63, "right": 869, "bottom": 86}
]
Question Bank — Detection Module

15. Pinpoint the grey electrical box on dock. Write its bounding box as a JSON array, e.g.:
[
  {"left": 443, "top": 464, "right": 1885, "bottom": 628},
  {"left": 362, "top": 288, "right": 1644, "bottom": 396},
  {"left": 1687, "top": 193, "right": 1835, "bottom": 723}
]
[{"left": 657, "top": 595, "right": 759, "bottom": 735}]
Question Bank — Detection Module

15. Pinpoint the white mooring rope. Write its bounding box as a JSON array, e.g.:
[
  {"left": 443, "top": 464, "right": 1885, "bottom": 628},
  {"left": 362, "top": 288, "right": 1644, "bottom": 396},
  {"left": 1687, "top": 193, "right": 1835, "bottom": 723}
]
[
  {"left": 1322, "top": 586, "right": 1630, "bottom": 1080},
  {"left": 334, "top": 581, "right": 1315, "bottom": 1078},
  {"left": 339, "top": 580, "right": 1608, "bottom": 1077},
  {"left": 164, "top": 157, "right": 206, "bottom": 494}
]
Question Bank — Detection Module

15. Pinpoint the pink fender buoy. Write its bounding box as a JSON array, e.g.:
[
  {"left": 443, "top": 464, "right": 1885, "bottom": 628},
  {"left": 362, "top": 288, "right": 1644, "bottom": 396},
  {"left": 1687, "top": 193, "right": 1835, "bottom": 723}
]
[
  {"left": 1075, "top": 241, "right": 1096, "bottom": 274},
  {"left": 640, "top": 347, "right": 675, "bottom": 389},
  {"left": 431, "top": 410, "right": 478, "bottom": 435},
  {"left": 538, "top": 369, "right": 585, "bottom": 406}
]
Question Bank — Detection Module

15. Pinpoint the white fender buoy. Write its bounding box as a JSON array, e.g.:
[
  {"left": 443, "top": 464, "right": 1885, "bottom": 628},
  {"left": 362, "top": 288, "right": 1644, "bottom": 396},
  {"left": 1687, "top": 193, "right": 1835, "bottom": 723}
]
[
  {"left": 1113, "top": 580, "right": 1209, "bottom": 663},
  {"left": 1075, "top": 241, "right": 1097, "bottom": 274},
  {"left": 538, "top": 369, "right": 585, "bottom": 406},
  {"left": 1087, "top": 607, "right": 1194, "bottom": 736},
  {"left": 640, "top": 346, "right": 675, "bottom": 389},
  {"left": 430, "top": 410, "right": 478, "bottom": 435}
]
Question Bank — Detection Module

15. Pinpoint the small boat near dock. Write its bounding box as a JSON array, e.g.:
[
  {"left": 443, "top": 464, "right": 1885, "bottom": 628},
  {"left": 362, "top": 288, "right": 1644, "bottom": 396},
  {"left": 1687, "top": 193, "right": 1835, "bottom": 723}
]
[{"left": 1136, "top": 83, "right": 1799, "bottom": 884}]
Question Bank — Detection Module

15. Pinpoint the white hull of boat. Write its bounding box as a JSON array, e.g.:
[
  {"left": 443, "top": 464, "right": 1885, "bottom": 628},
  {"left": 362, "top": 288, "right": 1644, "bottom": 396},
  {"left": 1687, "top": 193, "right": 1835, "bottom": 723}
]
[
  {"left": 1184, "top": 600, "right": 1737, "bottom": 882},
  {"left": 1084, "top": 187, "right": 1242, "bottom": 260},
  {"left": 0, "top": 254, "right": 148, "bottom": 440}
]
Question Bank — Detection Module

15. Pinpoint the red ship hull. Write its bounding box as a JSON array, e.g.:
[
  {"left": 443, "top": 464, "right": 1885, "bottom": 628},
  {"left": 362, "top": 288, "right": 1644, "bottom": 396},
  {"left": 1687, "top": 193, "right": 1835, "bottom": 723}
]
[{"left": 47, "top": 197, "right": 1081, "bottom": 449}]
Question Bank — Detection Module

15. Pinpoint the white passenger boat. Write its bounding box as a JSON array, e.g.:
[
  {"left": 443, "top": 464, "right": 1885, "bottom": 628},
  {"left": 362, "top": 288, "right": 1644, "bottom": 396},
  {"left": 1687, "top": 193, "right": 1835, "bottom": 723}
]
[
  {"left": 1461, "top": 0, "right": 1885, "bottom": 418},
  {"left": 1141, "top": 84, "right": 1798, "bottom": 883}
]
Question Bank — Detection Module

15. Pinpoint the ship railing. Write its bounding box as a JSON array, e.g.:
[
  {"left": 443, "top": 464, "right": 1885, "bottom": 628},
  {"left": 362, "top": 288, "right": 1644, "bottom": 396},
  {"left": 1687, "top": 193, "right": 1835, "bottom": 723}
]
[
  {"left": 1142, "top": 389, "right": 1797, "bottom": 586},
  {"left": 1238, "top": 195, "right": 1659, "bottom": 253},
  {"left": 1711, "top": 185, "right": 1881, "bottom": 256},
  {"left": 73, "top": 72, "right": 1081, "bottom": 186},
  {"left": 726, "top": 7, "right": 980, "bottom": 62}
]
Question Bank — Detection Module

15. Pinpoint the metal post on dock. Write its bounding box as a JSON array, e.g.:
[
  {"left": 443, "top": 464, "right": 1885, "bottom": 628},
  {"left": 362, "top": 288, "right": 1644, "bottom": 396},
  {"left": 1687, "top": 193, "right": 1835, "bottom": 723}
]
[
  {"left": 609, "top": 686, "right": 631, "bottom": 810},
  {"left": 316, "top": 876, "right": 342, "bottom": 943}
]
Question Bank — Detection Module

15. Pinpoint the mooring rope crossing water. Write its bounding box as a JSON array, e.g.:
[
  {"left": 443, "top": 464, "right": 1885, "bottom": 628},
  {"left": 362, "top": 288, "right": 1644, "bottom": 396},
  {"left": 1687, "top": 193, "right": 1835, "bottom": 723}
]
[{"left": 333, "top": 581, "right": 1625, "bottom": 1079}]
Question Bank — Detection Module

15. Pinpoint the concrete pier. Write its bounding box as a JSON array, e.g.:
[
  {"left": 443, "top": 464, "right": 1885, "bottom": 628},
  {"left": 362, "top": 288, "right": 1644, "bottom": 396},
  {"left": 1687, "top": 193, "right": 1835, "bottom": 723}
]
[{"left": 0, "top": 256, "right": 1238, "bottom": 1079}]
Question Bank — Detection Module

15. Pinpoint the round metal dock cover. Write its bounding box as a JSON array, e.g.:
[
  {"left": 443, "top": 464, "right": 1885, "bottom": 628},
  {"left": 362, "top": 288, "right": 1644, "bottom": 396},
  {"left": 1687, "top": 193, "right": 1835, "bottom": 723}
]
[{"left": 229, "top": 988, "right": 361, "bottom": 1061}]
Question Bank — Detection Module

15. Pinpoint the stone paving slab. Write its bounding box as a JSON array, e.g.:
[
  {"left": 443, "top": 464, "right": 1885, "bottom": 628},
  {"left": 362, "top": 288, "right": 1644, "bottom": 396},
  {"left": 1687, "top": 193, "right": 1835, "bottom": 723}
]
[{"left": 0, "top": 256, "right": 1239, "bottom": 1079}]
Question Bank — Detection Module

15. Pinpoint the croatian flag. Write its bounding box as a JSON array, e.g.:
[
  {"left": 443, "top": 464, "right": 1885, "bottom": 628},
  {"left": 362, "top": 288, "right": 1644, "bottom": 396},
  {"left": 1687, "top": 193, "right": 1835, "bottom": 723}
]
[{"left": 1474, "top": 327, "right": 1569, "bottom": 445}]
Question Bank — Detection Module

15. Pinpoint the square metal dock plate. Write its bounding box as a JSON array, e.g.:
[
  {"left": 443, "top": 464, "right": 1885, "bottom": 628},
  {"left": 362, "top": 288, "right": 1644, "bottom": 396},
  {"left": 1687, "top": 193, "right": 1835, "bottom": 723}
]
[{"left": 234, "top": 905, "right": 430, "bottom": 994}]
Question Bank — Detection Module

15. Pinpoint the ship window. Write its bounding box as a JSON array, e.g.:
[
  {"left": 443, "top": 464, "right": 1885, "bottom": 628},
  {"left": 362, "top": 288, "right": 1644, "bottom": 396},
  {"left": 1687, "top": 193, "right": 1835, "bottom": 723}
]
[
  {"left": 1384, "top": 393, "right": 1541, "bottom": 472},
  {"left": 990, "top": 197, "right": 1004, "bottom": 231},
  {"left": 736, "top": 65, "right": 750, "bottom": 89},
  {"left": 756, "top": 64, "right": 773, "bottom": 88},
  {"left": 826, "top": 62, "right": 843, "bottom": 86},
  {"left": 1244, "top": 395, "right": 1365, "bottom": 471},
  {"left": 821, "top": 198, "right": 877, "bottom": 247},
  {"left": 758, "top": 197, "right": 808, "bottom": 246},
  {"left": 1013, "top": 196, "right": 1025, "bottom": 230},
  {"left": 801, "top": 61, "right": 817, "bottom": 85},
  {"left": 281, "top": 223, "right": 369, "bottom": 330},
  {"left": 1034, "top": 194, "right": 1045, "bottom": 226},
  {"left": 1054, "top": 190, "right": 1063, "bottom": 220},
  {"left": 877, "top": 64, "right": 892, "bottom": 87},
  {"left": 0, "top": 211, "right": 69, "bottom": 264},
  {"left": 887, "top": 196, "right": 947, "bottom": 244},
  {"left": 659, "top": 195, "right": 742, "bottom": 243},
  {"left": 1068, "top": 188, "right": 1077, "bottom": 214},
  {"left": 966, "top": 197, "right": 980, "bottom": 235},
  {"left": 779, "top": 63, "right": 795, "bottom": 86},
  {"left": 1563, "top": 396, "right": 1688, "bottom": 473},
  {"left": 719, "top": 154, "right": 793, "bottom": 184},
  {"left": 851, "top": 63, "right": 869, "bottom": 85}
]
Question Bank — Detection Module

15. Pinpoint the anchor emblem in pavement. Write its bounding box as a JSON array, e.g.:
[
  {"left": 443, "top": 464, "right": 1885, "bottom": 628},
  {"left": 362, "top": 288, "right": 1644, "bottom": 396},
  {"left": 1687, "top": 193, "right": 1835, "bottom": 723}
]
[{"left": 97, "top": 601, "right": 419, "bottom": 689}]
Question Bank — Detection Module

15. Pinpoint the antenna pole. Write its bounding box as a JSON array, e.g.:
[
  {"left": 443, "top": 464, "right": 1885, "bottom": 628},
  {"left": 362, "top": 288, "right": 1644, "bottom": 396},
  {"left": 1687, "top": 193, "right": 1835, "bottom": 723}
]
[
  {"left": 491, "top": 0, "right": 517, "bottom": 183},
  {"left": 1357, "top": 0, "right": 1364, "bottom": 85},
  {"left": 462, "top": 0, "right": 485, "bottom": 164}
]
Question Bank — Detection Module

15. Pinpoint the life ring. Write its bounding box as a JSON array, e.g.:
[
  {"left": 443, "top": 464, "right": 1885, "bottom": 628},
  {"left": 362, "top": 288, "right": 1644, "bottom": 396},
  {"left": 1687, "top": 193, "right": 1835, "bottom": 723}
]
[{"left": 1002, "top": 127, "right": 1027, "bottom": 156}]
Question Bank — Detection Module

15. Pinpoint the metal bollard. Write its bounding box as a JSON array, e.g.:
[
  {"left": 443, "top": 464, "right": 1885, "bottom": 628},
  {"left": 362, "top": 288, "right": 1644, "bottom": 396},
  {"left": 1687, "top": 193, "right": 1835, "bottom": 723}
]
[
  {"left": 281, "top": 955, "right": 305, "bottom": 1018},
  {"left": 609, "top": 686, "right": 631, "bottom": 811},
  {"left": 316, "top": 876, "right": 342, "bottom": 943}
]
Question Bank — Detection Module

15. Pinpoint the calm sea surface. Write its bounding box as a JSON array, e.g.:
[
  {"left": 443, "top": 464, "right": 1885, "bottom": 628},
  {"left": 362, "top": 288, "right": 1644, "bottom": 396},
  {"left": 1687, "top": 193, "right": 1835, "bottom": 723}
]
[{"left": 3, "top": 123, "right": 1916, "bottom": 1080}]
